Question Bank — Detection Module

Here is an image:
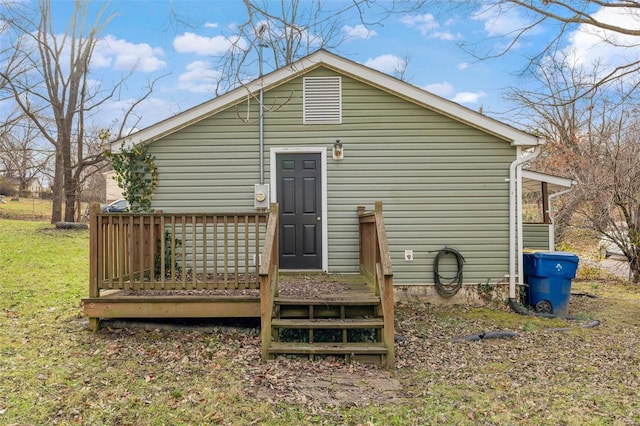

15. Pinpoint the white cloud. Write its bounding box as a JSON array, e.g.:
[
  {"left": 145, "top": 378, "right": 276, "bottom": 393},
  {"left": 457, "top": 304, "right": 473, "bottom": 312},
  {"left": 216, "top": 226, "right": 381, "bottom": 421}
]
[
  {"left": 424, "top": 82, "right": 455, "bottom": 97},
  {"left": 177, "top": 60, "right": 221, "bottom": 93},
  {"left": 364, "top": 54, "right": 404, "bottom": 74},
  {"left": 444, "top": 18, "right": 457, "bottom": 27},
  {"left": 471, "top": 4, "right": 529, "bottom": 37},
  {"left": 431, "top": 31, "right": 462, "bottom": 41},
  {"left": 457, "top": 62, "right": 469, "bottom": 70},
  {"left": 89, "top": 96, "right": 176, "bottom": 131},
  {"left": 204, "top": 22, "right": 219, "bottom": 29},
  {"left": 343, "top": 24, "right": 377, "bottom": 40},
  {"left": 452, "top": 91, "right": 486, "bottom": 104},
  {"left": 565, "top": 6, "right": 640, "bottom": 75},
  {"left": 173, "top": 32, "right": 246, "bottom": 56},
  {"left": 94, "top": 35, "right": 166, "bottom": 72},
  {"left": 400, "top": 13, "right": 440, "bottom": 36}
]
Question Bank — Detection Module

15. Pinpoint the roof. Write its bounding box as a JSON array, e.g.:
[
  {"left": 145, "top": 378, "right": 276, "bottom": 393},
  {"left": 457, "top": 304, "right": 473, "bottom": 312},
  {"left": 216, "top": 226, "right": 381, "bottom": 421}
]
[
  {"left": 522, "top": 170, "right": 576, "bottom": 194},
  {"left": 112, "top": 49, "right": 544, "bottom": 151}
]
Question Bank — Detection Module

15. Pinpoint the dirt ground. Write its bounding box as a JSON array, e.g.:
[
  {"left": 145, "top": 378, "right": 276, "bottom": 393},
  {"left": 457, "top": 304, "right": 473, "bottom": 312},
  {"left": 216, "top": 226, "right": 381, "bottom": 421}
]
[{"left": 98, "top": 273, "right": 640, "bottom": 423}]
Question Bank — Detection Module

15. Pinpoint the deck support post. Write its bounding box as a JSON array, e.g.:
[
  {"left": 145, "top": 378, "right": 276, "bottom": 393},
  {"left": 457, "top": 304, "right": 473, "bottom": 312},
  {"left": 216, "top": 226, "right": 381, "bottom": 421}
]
[{"left": 87, "top": 318, "right": 100, "bottom": 332}]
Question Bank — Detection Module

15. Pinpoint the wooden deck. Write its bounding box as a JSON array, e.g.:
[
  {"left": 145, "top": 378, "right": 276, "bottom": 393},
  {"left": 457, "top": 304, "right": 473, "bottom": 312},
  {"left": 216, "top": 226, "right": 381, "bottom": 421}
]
[
  {"left": 83, "top": 202, "right": 395, "bottom": 367},
  {"left": 82, "top": 274, "right": 371, "bottom": 322},
  {"left": 83, "top": 291, "right": 261, "bottom": 319}
]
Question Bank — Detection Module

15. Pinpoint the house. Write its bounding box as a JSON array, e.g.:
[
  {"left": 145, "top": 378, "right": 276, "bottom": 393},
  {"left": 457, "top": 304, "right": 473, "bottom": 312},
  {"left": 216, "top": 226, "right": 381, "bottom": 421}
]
[
  {"left": 111, "top": 49, "right": 572, "bottom": 301},
  {"left": 27, "top": 177, "right": 43, "bottom": 197},
  {"left": 88, "top": 50, "right": 578, "bottom": 364},
  {"left": 0, "top": 176, "right": 43, "bottom": 198},
  {"left": 103, "top": 170, "right": 123, "bottom": 204}
]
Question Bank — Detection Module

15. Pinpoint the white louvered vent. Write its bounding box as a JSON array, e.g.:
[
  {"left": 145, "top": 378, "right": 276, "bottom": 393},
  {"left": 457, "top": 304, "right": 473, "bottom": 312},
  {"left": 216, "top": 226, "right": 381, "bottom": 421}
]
[{"left": 303, "top": 76, "right": 342, "bottom": 124}]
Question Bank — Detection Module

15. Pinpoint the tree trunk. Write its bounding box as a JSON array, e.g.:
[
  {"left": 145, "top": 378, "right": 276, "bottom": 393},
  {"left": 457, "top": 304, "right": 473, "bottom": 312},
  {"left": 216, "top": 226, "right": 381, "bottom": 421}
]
[
  {"left": 65, "top": 174, "right": 80, "bottom": 223},
  {"left": 51, "top": 150, "right": 63, "bottom": 224},
  {"left": 630, "top": 257, "right": 639, "bottom": 284},
  {"left": 62, "top": 129, "right": 75, "bottom": 222}
]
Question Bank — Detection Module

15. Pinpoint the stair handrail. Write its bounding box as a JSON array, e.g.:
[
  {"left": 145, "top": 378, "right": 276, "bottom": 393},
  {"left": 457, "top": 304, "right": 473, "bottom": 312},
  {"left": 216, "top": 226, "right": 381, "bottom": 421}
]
[
  {"left": 259, "top": 203, "right": 279, "bottom": 361},
  {"left": 358, "top": 201, "right": 394, "bottom": 368}
]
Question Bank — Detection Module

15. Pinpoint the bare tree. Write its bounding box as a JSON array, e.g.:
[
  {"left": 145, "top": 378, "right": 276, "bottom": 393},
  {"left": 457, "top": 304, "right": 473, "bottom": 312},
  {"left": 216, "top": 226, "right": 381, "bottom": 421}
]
[
  {"left": 207, "top": 0, "right": 407, "bottom": 94},
  {"left": 506, "top": 53, "right": 640, "bottom": 282},
  {"left": 0, "top": 0, "right": 157, "bottom": 222},
  {"left": 0, "top": 110, "right": 52, "bottom": 195},
  {"left": 454, "top": 0, "right": 640, "bottom": 103}
]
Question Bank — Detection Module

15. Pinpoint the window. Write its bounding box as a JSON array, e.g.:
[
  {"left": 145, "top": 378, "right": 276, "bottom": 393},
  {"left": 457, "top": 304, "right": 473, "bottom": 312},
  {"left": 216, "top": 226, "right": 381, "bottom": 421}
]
[{"left": 303, "top": 76, "right": 342, "bottom": 124}]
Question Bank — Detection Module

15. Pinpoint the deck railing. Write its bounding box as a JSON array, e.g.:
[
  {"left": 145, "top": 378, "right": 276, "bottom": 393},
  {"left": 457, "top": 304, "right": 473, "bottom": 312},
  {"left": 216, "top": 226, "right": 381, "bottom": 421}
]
[
  {"left": 259, "top": 203, "right": 279, "bottom": 361},
  {"left": 358, "top": 201, "right": 394, "bottom": 368},
  {"left": 89, "top": 204, "right": 268, "bottom": 297}
]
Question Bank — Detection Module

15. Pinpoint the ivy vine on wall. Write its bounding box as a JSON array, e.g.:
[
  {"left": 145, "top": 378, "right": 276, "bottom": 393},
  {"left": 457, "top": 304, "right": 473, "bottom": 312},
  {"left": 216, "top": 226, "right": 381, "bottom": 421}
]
[{"left": 105, "top": 143, "right": 159, "bottom": 213}]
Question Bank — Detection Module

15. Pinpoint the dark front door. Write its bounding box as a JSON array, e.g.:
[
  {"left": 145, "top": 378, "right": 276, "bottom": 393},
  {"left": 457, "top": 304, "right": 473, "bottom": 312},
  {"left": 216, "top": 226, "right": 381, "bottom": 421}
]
[{"left": 276, "top": 153, "right": 322, "bottom": 269}]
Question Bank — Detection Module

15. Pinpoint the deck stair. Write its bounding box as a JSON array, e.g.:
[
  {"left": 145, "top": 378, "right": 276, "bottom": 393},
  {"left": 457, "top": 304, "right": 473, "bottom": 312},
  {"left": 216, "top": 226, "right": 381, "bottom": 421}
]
[{"left": 266, "top": 277, "right": 391, "bottom": 366}]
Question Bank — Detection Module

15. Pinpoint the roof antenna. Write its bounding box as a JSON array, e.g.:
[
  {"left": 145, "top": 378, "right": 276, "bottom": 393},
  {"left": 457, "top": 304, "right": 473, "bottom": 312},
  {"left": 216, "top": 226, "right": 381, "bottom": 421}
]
[{"left": 256, "top": 24, "right": 268, "bottom": 77}]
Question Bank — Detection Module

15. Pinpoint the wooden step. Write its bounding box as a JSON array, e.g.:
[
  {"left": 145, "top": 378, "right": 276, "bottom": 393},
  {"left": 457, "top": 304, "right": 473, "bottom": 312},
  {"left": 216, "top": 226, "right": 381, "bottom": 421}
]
[
  {"left": 274, "top": 296, "right": 380, "bottom": 306},
  {"left": 271, "top": 318, "right": 384, "bottom": 329},
  {"left": 268, "top": 342, "right": 388, "bottom": 355},
  {"left": 276, "top": 305, "right": 378, "bottom": 319}
]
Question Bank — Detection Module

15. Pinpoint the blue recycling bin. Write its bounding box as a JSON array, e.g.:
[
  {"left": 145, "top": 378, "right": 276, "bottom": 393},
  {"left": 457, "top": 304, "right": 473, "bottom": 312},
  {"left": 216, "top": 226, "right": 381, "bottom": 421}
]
[{"left": 523, "top": 251, "right": 579, "bottom": 315}]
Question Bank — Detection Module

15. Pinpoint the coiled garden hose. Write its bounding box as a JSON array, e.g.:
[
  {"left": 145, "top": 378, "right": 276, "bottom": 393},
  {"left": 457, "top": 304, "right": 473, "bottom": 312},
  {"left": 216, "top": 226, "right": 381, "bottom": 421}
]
[{"left": 433, "top": 247, "right": 465, "bottom": 298}]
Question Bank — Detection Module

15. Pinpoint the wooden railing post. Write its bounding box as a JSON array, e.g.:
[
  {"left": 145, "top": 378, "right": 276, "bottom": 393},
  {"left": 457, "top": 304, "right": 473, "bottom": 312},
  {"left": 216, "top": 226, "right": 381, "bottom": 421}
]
[
  {"left": 260, "top": 203, "right": 279, "bottom": 362},
  {"left": 358, "top": 201, "right": 395, "bottom": 368},
  {"left": 88, "top": 203, "right": 101, "bottom": 331},
  {"left": 357, "top": 206, "right": 365, "bottom": 271},
  {"left": 89, "top": 203, "right": 100, "bottom": 298}
]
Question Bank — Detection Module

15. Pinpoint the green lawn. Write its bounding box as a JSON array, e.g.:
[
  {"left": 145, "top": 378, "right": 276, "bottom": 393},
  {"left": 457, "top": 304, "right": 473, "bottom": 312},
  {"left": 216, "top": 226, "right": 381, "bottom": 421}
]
[
  {"left": 0, "top": 197, "right": 54, "bottom": 221},
  {"left": 1, "top": 219, "right": 639, "bottom": 425},
  {"left": 0, "top": 198, "right": 93, "bottom": 222}
]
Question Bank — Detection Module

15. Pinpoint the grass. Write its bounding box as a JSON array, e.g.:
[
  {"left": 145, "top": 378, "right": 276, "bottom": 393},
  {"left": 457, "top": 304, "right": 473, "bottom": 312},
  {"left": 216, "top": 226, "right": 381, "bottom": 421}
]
[
  {"left": 0, "top": 197, "right": 92, "bottom": 222},
  {"left": 0, "top": 197, "right": 54, "bottom": 221},
  {"left": 1, "top": 218, "right": 639, "bottom": 425}
]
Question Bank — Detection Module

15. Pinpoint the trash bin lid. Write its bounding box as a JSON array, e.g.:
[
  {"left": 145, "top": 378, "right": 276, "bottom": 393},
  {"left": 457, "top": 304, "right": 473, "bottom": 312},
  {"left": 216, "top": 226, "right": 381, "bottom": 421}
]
[{"left": 530, "top": 251, "right": 579, "bottom": 263}]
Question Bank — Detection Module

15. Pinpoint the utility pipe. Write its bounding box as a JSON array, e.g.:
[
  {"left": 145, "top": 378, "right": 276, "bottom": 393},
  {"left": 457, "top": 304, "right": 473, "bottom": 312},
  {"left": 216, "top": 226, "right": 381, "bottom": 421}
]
[
  {"left": 508, "top": 145, "right": 541, "bottom": 299},
  {"left": 259, "top": 85, "right": 264, "bottom": 184},
  {"left": 258, "top": 43, "right": 266, "bottom": 185}
]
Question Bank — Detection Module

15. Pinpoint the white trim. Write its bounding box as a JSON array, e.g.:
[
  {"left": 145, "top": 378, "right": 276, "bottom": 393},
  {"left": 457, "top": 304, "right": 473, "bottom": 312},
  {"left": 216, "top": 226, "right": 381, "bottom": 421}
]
[
  {"left": 112, "top": 50, "right": 544, "bottom": 151},
  {"left": 270, "top": 146, "right": 329, "bottom": 272},
  {"left": 522, "top": 170, "right": 575, "bottom": 193}
]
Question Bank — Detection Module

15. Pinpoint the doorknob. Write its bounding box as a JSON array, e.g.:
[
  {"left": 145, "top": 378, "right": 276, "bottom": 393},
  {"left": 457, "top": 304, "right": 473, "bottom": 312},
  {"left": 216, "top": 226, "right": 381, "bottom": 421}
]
[{"left": 317, "top": 217, "right": 321, "bottom": 221}]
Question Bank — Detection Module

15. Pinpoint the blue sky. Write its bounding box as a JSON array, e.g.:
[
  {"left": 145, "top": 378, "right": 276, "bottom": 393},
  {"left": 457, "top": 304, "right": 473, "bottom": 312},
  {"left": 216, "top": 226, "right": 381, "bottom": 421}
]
[{"left": 10, "top": 1, "right": 640, "bottom": 132}]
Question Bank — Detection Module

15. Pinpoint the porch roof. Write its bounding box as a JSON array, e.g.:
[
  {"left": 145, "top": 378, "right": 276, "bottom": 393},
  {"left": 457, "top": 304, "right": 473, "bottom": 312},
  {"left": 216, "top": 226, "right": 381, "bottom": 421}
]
[{"left": 522, "top": 170, "right": 576, "bottom": 194}]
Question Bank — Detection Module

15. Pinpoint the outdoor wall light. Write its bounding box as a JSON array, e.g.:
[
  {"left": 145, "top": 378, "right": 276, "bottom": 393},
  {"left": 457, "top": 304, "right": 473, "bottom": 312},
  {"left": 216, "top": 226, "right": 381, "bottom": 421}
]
[{"left": 333, "top": 139, "right": 344, "bottom": 160}]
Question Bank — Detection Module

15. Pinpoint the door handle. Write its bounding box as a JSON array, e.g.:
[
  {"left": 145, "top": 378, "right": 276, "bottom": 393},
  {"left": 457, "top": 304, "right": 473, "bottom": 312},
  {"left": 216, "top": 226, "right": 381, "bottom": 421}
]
[{"left": 317, "top": 217, "right": 321, "bottom": 221}]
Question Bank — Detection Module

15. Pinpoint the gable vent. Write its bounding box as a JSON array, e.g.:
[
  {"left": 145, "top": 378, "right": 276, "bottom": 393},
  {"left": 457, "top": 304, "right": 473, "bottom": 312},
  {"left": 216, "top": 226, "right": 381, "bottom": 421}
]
[{"left": 303, "top": 76, "right": 342, "bottom": 124}]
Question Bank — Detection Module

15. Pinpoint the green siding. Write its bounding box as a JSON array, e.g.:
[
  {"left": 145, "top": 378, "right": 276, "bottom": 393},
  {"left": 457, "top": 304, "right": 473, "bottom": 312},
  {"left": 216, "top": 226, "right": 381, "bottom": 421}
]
[
  {"left": 523, "top": 223, "right": 551, "bottom": 251},
  {"left": 147, "top": 67, "right": 517, "bottom": 285}
]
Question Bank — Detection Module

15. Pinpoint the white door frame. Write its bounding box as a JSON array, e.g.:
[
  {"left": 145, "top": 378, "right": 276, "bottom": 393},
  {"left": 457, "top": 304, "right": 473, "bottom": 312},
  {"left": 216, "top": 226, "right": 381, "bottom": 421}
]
[{"left": 270, "top": 147, "right": 328, "bottom": 272}]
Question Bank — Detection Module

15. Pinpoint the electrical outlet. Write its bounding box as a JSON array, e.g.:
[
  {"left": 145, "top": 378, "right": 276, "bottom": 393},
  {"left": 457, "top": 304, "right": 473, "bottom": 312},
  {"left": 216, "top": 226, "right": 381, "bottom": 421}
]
[{"left": 404, "top": 250, "right": 413, "bottom": 261}]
